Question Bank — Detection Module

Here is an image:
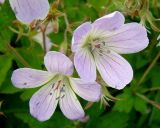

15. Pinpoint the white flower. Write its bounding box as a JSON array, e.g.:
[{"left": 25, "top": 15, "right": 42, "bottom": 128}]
[
  {"left": 11, "top": 51, "right": 101, "bottom": 121},
  {"left": 72, "top": 11, "right": 149, "bottom": 89}
]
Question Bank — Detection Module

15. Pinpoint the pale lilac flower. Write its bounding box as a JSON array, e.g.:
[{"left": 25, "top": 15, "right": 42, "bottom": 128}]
[
  {"left": 11, "top": 51, "right": 101, "bottom": 121},
  {"left": 9, "top": 0, "right": 50, "bottom": 24},
  {"left": 72, "top": 11, "right": 149, "bottom": 89}
]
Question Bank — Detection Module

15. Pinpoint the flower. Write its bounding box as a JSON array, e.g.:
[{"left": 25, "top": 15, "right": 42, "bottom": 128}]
[
  {"left": 11, "top": 51, "right": 101, "bottom": 121},
  {"left": 9, "top": 0, "right": 50, "bottom": 24},
  {"left": 72, "top": 11, "right": 149, "bottom": 89}
]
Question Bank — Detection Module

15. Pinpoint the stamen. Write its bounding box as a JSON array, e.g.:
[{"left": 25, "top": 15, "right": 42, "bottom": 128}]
[
  {"left": 102, "top": 41, "right": 106, "bottom": 46},
  {"left": 99, "top": 53, "right": 103, "bottom": 56},
  {"left": 61, "top": 94, "right": 65, "bottom": 99},
  {"left": 106, "top": 50, "right": 110, "bottom": 54},
  {"left": 60, "top": 86, "right": 65, "bottom": 93},
  {"left": 56, "top": 97, "right": 60, "bottom": 100},
  {"left": 99, "top": 50, "right": 103, "bottom": 53},
  {"left": 54, "top": 80, "right": 61, "bottom": 90},
  {"left": 95, "top": 44, "right": 101, "bottom": 48}
]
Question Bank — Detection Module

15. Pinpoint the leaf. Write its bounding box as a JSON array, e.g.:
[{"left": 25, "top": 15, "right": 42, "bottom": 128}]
[
  {"left": 149, "top": 92, "right": 160, "bottom": 127},
  {"left": 0, "top": 54, "right": 13, "bottom": 87},
  {"left": 134, "top": 96, "right": 148, "bottom": 114},
  {"left": 0, "top": 69, "right": 20, "bottom": 94},
  {"left": 0, "top": 1, "right": 14, "bottom": 52},
  {"left": 87, "top": 111, "right": 129, "bottom": 128},
  {"left": 20, "top": 88, "right": 38, "bottom": 101},
  {"left": 113, "top": 88, "right": 134, "bottom": 113}
]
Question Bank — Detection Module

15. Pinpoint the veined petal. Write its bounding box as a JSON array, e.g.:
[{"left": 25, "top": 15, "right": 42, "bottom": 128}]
[
  {"left": 69, "top": 78, "right": 101, "bottom": 102},
  {"left": 94, "top": 50, "right": 133, "bottom": 89},
  {"left": 59, "top": 85, "right": 85, "bottom": 120},
  {"left": 9, "top": 0, "right": 49, "bottom": 24},
  {"left": 105, "top": 23, "right": 149, "bottom": 54},
  {"left": 11, "top": 68, "right": 53, "bottom": 88},
  {"left": 74, "top": 48, "right": 96, "bottom": 81},
  {"left": 72, "top": 22, "right": 91, "bottom": 52},
  {"left": 92, "top": 11, "right": 124, "bottom": 32},
  {"left": 44, "top": 51, "right": 74, "bottom": 75},
  {"left": 29, "top": 81, "right": 59, "bottom": 121}
]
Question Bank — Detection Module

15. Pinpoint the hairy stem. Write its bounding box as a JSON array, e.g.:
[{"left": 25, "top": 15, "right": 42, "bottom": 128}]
[
  {"left": 7, "top": 43, "right": 31, "bottom": 67},
  {"left": 42, "top": 30, "right": 47, "bottom": 54}
]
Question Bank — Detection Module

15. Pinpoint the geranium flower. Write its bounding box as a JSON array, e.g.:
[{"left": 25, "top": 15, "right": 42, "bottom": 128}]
[
  {"left": 11, "top": 51, "right": 101, "bottom": 121},
  {"left": 9, "top": 0, "right": 50, "bottom": 24},
  {"left": 72, "top": 11, "right": 149, "bottom": 89}
]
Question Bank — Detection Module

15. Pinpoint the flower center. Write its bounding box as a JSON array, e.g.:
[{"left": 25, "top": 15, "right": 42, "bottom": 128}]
[{"left": 89, "top": 38, "right": 111, "bottom": 56}]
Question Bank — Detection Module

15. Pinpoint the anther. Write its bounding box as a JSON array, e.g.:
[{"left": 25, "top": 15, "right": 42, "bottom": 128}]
[
  {"left": 61, "top": 95, "right": 65, "bottom": 99},
  {"left": 102, "top": 41, "right": 106, "bottom": 46},
  {"left": 106, "top": 50, "right": 110, "bottom": 54}
]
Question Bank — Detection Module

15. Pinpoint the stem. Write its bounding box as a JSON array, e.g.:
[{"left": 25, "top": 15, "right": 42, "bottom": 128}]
[
  {"left": 143, "top": 87, "right": 160, "bottom": 93},
  {"left": 138, "top": 50, "right": 160, "bottom": 86},
  {"left": 136, "top": 93, "right": 160, "bottom": 110},
  {"left": 42, "top": 30, "right": 47, "bottom": 54},
  {"left": 7, "top": 43, "right": 31, "bottom": 67}
]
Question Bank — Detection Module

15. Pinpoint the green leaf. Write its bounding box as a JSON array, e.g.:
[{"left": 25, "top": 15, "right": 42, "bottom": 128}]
[
  {"left": 87, "top": 111, "right": 129, "bottom": 128},
  {"left": 134, "top": 96, "right": 148, "bottom": 114},
  {"left": 0, "top": 54, "right": 13, "bottom": 87},
  {"left": 113, "top": 88, "right": 134, "bottom": 113},
  {"left": 0, "top": 69, "right": 20, "bottom": 94},
  {"left": 20, "top": 88, "right": 38, "bottom": 101},
  {"left": 0, "top": 1, "right": 14, "bottom": 52}
]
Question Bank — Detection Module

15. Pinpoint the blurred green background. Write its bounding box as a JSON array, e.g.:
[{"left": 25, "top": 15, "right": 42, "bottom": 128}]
[{"left": 0, "top": 0, "right": 160, "bottom": 128}]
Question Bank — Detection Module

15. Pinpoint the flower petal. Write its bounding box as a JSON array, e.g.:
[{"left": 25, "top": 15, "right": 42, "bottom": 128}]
[
  {"left": 59, "top": 85, "right": 85, "bottom": 120},
  {"left": 74, "top": 48, "right": 96, "bottom": 81},
  {"left": 69, "top": 78, "right": 101, "bottom": 102},
  {"left": 9, "top": 0, "right": 49, "bottom": 24},
  {"left": 44, "top": 51, "right": 74, "bottom": 75},
  {"left": 29, "top": 81, "right": 59, "bottom": 121},
  {"left": 92, "top": 11, "right": 125, "bottom": 32},
  {"left": 72, "top": 22, "right": 91, "bottom": 52},
  {"left": 94, "top": 50, "right": 133, "bottom": 89},
  {"left": 105, "top": 23, "right": 149, "bottom": 54},
  {"left": 11, "top": 68, "right": 53, "bottom": 88}
]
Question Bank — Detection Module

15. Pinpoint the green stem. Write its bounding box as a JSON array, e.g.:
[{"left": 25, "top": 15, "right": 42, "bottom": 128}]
[
  {"left": 42, "top": 30, "right": 47, "bottom": 54},
  {"left": 138, "top": 50, "right": 160, "bottom": 86},
  {"left": 136, "top": 93, "right": 160, "bottom": 109},
  {"left": 7, "top": 43, "right": 31, "bottom": 67}
]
